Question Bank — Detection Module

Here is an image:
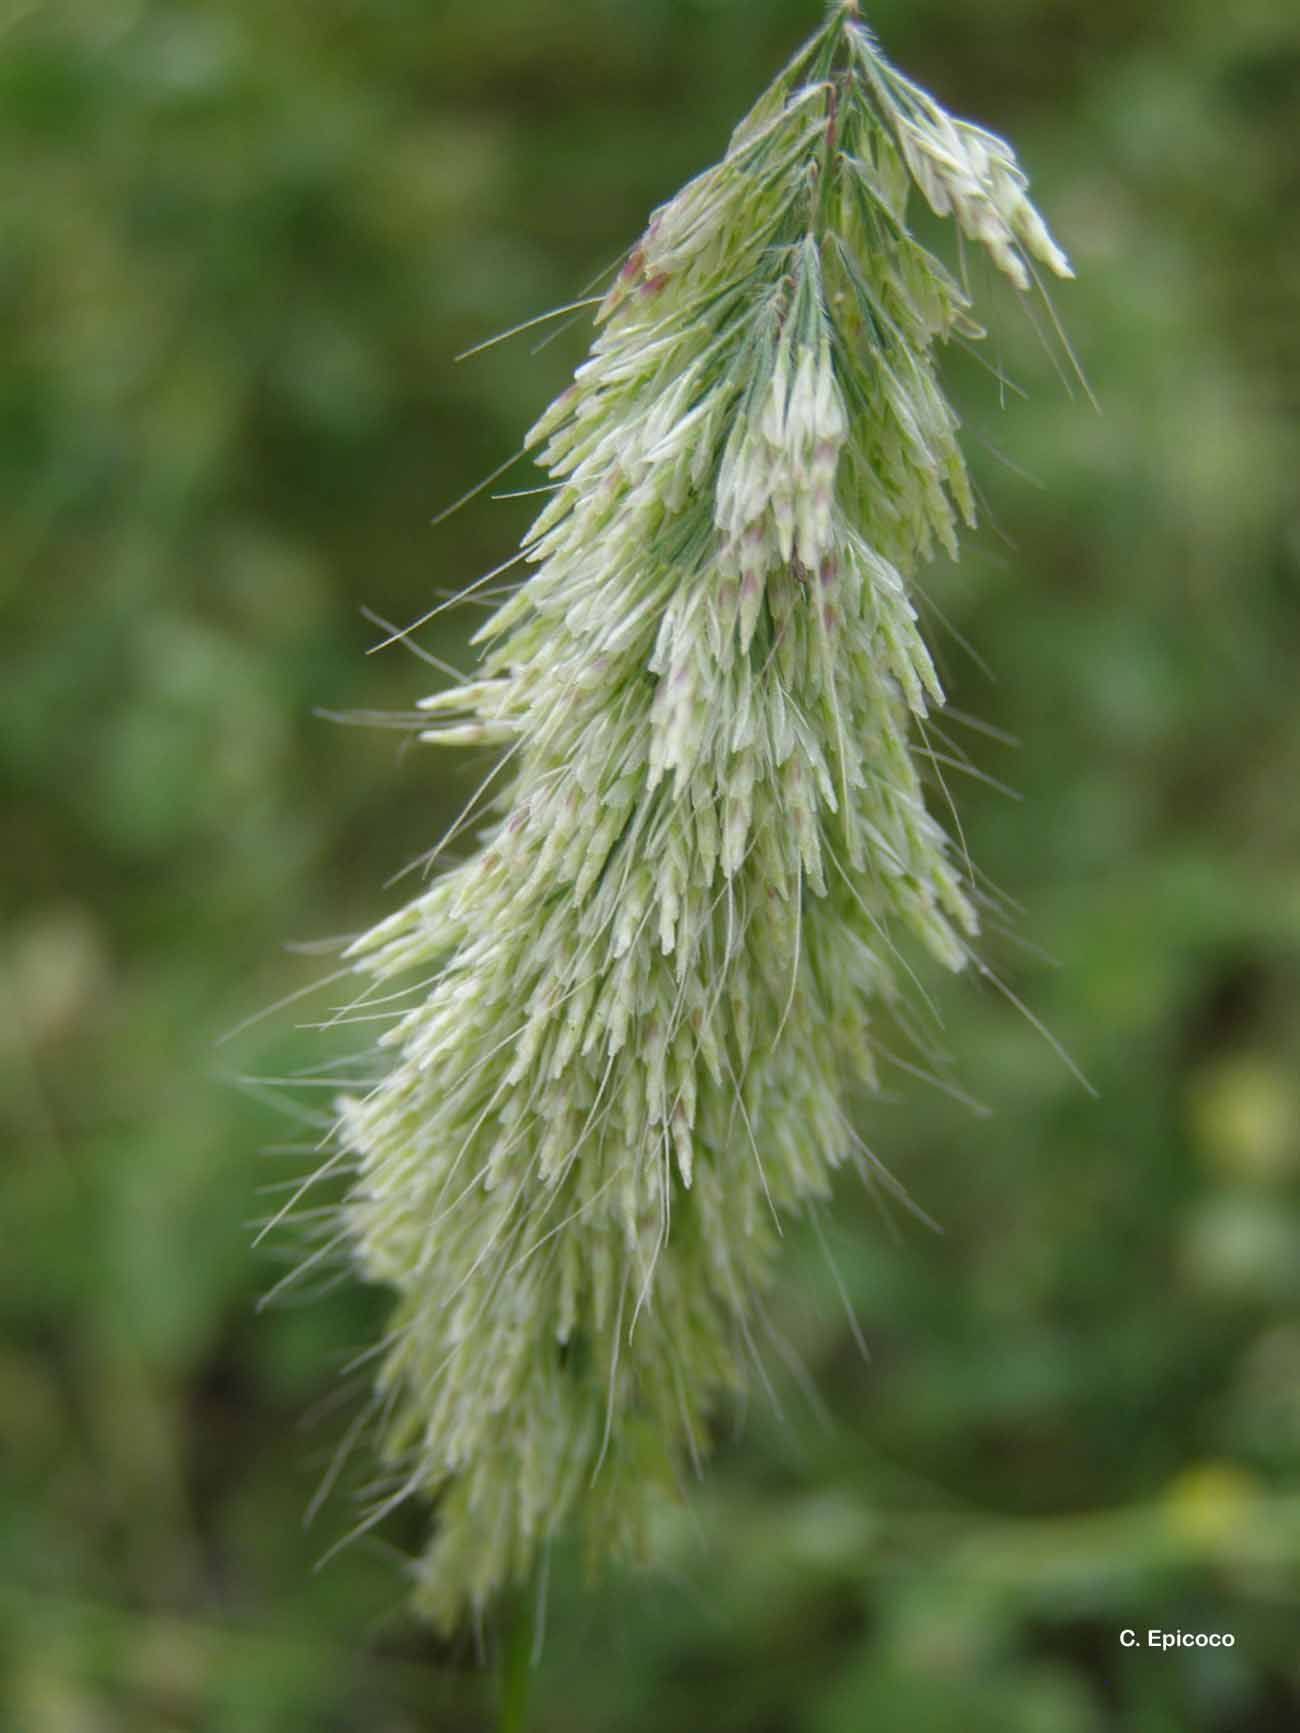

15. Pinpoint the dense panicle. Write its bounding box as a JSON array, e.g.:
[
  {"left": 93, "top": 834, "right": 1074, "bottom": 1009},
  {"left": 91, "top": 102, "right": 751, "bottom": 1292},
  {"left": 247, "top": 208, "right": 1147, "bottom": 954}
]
[{"left": 331, "top": 6, "right": 1071, "bottom": 1630}]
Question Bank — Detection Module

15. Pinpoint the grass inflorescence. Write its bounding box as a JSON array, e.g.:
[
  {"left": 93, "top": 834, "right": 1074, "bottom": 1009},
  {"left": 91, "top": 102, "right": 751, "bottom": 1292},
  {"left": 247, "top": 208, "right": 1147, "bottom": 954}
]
[{"left": 307, "top": 2, "right": 1074, "bottom": 1632}]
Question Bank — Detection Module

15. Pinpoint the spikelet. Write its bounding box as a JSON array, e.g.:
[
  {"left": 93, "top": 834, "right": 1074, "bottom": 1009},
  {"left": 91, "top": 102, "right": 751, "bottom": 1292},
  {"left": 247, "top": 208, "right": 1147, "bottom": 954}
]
[{"left": 330, "top": 4, "right": 1072, "bottom": 1630}]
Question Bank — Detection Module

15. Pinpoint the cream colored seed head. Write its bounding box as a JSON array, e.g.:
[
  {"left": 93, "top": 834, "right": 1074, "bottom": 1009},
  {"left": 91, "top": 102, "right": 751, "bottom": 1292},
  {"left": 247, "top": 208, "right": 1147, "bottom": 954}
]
[{"left": 321, "top": 3, "right": 1074, "bottom": 1635}]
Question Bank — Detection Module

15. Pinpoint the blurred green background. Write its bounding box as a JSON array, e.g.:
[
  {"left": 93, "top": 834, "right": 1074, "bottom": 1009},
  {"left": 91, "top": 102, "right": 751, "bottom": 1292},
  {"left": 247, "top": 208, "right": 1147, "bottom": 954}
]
[{"left": 3, "top": 0, "right": 1299, "bottom": 1728}]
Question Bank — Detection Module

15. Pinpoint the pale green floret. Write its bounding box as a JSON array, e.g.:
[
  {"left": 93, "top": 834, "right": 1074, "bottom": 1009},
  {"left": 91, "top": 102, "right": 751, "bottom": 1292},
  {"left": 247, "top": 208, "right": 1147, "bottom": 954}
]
[{"left": 332, "top": 5, "right": 1071, "bottom": 1631}]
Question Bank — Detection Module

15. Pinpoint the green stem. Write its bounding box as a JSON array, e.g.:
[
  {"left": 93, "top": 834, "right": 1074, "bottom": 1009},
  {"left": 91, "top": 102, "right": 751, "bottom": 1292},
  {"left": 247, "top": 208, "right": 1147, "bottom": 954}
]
[{"left": 497, "top": 1583, "right": 535, "bottom": 1733}]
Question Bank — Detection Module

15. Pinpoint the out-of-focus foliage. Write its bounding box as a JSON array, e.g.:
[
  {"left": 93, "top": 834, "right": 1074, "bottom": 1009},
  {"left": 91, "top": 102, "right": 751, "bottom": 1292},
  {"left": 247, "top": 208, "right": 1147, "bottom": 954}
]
[{"left": 1, "top": 1, "right": 1297, "bottom": 1729}]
